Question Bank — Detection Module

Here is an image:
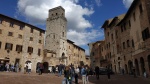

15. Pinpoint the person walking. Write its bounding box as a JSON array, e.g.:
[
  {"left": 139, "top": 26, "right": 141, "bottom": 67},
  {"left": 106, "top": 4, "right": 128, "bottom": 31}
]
[
  {"left": 39, "top": 63, "right": 44, "bottom": 75},
  {"left": 107, "top": 68, "right": 111, "bottom": 79},
  {"left": 27, "top": 62, "right": 32, "bottom": 74},
  {"left": 15, "top": 62, "right": 19, "bottom": 72},
  {"left": 58, "top": 64, "right": 63, "bottom": 77},
  {"left": 95, "top": 66, "right": 100, "bottom": 80},
  {"left": 24, "top": 63, "right": 27, "bottom": 74},
  {"left": 86, "top": 67, "right": 90, "bottom": 84},
  {"left": 62, "top": 66, "right": 70, "bottom": 84},
  {"left": 81, "top": 66, "right": 87, "bottom": 84},
  {"left": 5, "top": 62, "right": 9, "bottom": 72},
  {"left": 53, "top": 66, "right": 56, "bottom": 74},
  {"left": 75, "top": 67, "right": 79, "bottom": 84}
]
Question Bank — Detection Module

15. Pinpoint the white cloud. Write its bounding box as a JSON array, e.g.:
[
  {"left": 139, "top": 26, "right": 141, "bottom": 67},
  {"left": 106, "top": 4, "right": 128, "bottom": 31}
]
[
  {"left": 17, "top": 0, "right": 94, "bottom": 31},
  {"left": 17, "top": 0, "right": 104, "bottom": 55},
  {"left": 123, "top": 0, "right": 134, "bottom": 8},
  {"left": 67, "top": 29, "right": 104, "bottom": 46},
  {"left": 95, "top": 0, "right": 102, "bottom": 7}
]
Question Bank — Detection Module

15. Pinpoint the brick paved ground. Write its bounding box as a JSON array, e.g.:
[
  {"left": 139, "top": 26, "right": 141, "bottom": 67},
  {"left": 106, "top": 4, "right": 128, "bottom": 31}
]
[{"left": 0, "top": 72, "right": 150, "bottom": 84}]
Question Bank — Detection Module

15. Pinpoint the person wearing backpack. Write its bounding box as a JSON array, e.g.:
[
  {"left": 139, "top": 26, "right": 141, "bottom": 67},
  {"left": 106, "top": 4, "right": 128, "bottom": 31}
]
[{"left": 81, "top": 66, "right": 87, "bottom": 84}]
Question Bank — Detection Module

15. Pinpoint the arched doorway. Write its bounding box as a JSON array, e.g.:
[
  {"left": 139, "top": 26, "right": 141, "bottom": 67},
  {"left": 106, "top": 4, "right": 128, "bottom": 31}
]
[
  {"left": 148, "top": 55, "right": 150, "bottom": 70},
  {"left": 140, "top": 57, "right": 145, "bottom": 74},
  {"left": 128, "top": 60, "right": 133, "bottom": 74},
  {"left": 134, "top": 59, "right": 140, "bottom": 76},
  {"left": 125, "top": 64, "right": 128, "bottom": 74},
  {"left": 43, "top": 62, "right": 49, "bottom": 73},
  {"left": 36, "top": 62, "right": 40, "bottom": 73},
  {"left": 60, "top": 52, "right": 67, "bottom": 65},
  {"left": 25, "top": 60, "right": 31, "bottom": 64}
]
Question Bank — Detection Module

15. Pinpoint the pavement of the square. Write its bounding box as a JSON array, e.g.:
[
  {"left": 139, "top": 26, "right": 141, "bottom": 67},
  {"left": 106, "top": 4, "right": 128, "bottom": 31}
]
[{"left": 0, "top": 72, "right": 150, "bottom": 84}]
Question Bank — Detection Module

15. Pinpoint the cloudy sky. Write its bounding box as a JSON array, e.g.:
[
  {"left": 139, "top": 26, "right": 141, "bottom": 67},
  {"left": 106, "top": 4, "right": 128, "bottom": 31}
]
[{"left": 0, "top": 0, "right": 133, "bottom": 55}]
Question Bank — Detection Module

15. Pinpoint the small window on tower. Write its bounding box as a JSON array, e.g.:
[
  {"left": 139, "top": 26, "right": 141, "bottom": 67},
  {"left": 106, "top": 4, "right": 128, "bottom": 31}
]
[
  {"left": 56, "top": 13, "right": 58, "bottom": 15},
  {"left": 62, "top": 32, "right": 64, "bottom": 37},
  {"left": 53, "top": 35, "right": 55, "bottom": 39}
]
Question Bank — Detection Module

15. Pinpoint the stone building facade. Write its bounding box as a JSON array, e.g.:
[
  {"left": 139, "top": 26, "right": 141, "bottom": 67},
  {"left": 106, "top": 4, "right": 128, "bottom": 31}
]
[
  {"left": 0, "top": 14, "right": 45, "bottom": 72},
  {"left": 67, "top": 40, "right": 86, "bottom": 67},
  {"left": 101, "top": 0, "right": 150, "bottom": 76},
  {"left": 0, "top": 6, "right": 87, "bottom": 73},
  {"left": 43, "top": 6, "right": 86, "bottom": 68},
  {"left": 88, "top": 41, "right": 104, "bottom": 68},
  {"left": 44, "top": 6, "right": 67, "bottom": 66}
]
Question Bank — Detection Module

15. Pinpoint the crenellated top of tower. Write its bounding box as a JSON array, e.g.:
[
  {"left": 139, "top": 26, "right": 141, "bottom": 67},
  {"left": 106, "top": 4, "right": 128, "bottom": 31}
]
[
  {"left": 48, "top": 6, "right": 65, "bottom": 18},
  {"left": 49, "top": 6, "right": 65, "bottom": 12}
]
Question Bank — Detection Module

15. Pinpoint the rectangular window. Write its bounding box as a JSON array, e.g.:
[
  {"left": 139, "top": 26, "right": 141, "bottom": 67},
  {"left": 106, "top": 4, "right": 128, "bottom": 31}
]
[
  {"left": 20, "top": 25, "right": 24, "bottom": 30},
  {"left": 101, "top": 47, "right": 103, "bottom": 51},
  {"left": 8, "top": 32, "right": 13, "bottom": 36},
  {"left": 127, "top": 40, "right": 130, "bottom": 47},
  {"left": 129, "top": 20, "right": 131, "bottom": 27},
  {"left": 10, "top": 22, "right": 14, "bottom": 27},
  {"left": 136, "top": 30, "right": 140, "bottom": 41},
  {"left": 27, "top": 47, "right": 33, "bottom": 53},
  {"left": 139, "top": 4, "right": 143, "bottom": 14},
  {"left": 0, "top": 41, "right": 1, "bottom": 49},
  {"left": 38, "top": 49, "right": 41, "bottom": 56},
  {"left": 5, "top": 43, "right": 13, "bottom": 50},
  {"left": 62, "top": 32, "right": 64, "bottom": 37},
  {"left": 116, "top": 30, "right": 118, "bottom": 38},
  {"left": 18, "top": 34, "right": 22, "bottom": 39},
  {"left": 92, "top": 52, "right": 94, "bottom": 56},
  {"left": 111, "top": 34, "right": 113, "bottom": 41},
  {"left": 31, "top": 28, "right": 33, "bottom": 33},
  {"left": 124, "top": 23, "right": 126, "bottom": 30},
  {"left": 16, "top": 45, "right": 23, "bottom": 52},
  {"left": 30, "top": 37, "right": 33, "bottom": 41},
  {"left": 132, "top": 39, "right": 135, "bottom": 47},
  {"left": 0, "top": 29, "right": 2, "bottom": 34},
  {"left": 123, "top": 42, "right": 125, "bottom": 49},
  {"left": 0, "top": 19, "right": 3, "bottom": 24},
  {"left": 107, "top": 32, "right": 109, "bottom": 36},
  {"left": 121, "top": 25, "right": 123, "bottom": 32},
  {"left": 117, "top": 45, "right": 119, "bottom": 53},
  {"left": 142, "top": 28, "right": 150, "bottom": 41},
  {"left": 133, "top": 12, "right": 136, "bottom": 21},
  {"left": 39, "top": 40, "right": 41, "bottom": 43}
]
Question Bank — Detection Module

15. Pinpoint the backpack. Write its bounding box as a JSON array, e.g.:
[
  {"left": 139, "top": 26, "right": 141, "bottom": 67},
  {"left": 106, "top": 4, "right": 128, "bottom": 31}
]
[{"left": 82, "top": 69, "right": 87, "bottom": 75}]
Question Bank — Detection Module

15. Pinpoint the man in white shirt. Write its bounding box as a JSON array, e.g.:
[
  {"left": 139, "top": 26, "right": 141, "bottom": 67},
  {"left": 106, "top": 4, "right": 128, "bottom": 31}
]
[
  {"left": 75, "top": 67, "right": 79, "bottom": 84},
  {"left": 27, "top": 63, "right": 32, "bottom": 74}
]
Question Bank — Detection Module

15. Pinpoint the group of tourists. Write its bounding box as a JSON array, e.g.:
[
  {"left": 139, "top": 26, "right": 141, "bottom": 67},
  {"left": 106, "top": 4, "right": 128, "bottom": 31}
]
[
  {"left": 60, "top": 65, "right": 112, "bottom": 84},
  {"left": 0, "top": 62, "right": 21, "bottom": 72}
]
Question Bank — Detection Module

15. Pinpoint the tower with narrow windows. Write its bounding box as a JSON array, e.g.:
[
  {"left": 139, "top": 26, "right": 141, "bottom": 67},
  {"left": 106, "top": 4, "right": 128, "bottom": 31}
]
[{"left": 44, "top": 6, "right": 67, "bottom": 66}]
